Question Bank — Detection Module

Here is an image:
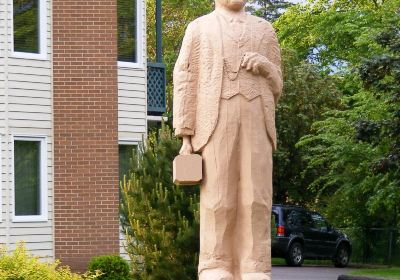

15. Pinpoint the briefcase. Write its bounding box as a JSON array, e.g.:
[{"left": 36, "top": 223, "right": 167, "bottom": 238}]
[{"left": 173, "top": 154, "right": 203, "bottom": 185}]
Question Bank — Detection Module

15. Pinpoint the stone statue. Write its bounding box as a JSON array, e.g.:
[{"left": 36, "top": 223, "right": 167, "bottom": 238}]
[{"left": 173, "top": 0, "right": 283, "bottom": 279}]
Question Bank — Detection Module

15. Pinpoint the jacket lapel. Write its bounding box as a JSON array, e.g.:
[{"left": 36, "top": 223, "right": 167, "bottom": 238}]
[
  {"left": 209, "top": 11, "right": 223, "bottom": 59},
  {"left": 207, "top": 11, "right": 223, "bottom": 81}
]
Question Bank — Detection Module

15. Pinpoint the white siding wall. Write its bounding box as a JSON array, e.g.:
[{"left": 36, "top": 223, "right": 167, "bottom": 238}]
[
  {"left": 0, "top": 0, "right": 4, "bottom": 237},
  {"left": 118, "top": 0, "right": 147, "bottom": 263},
  {"left": 0, "top": 0, "right": 53, "bottom": 259},
  {"left": 118, "top": 0, "right": 147, "bottom": 142},
  {"left": 119, "top": 228, "right": 129, "bottom": 260},
  {"left": 0, "top": 0, "right": 6, "bottom": 131}
]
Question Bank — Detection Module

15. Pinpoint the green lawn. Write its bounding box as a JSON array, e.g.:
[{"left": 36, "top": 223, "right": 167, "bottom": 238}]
[
  {"left": 272, "top": 258, "right": 286, "bottom": 265},
  {"left": 350, "top": 268, "right": 400, "bottom": 280},
  {"left": 273, "top": 258, "right": 400, "bottom": 280},
  {"left": 272, "top": 258, "right": 332, "bottom": 266}
]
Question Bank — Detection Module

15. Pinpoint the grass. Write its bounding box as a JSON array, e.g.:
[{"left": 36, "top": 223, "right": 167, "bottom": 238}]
[
  {"left": 350, "top": 268, "right": 400, "bottom": 279},
  {"left": 272, "top": 257, "right": 332, "bottom": 266},
  {"left": 273, "top": 257, "right": 400, "bottom": 280},
  {"left": 272, "top": 258, "right": 287, "bottom": 265}
]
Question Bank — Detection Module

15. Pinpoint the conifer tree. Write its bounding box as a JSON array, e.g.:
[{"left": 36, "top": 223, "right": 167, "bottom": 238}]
[
  {"left": 248, "top": 0, "right": 293, "bottom": 22},
  {"left": 120, "top": 124, "right": 200, "bottom": 280}
]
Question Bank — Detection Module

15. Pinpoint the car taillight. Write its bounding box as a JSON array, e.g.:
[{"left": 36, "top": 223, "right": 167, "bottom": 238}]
[{"left": 277, "top": 225, "right": 285, "bottom": 237}]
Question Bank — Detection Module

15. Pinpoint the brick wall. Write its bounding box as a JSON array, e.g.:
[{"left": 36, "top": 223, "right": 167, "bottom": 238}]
[{"left": 52, "top": 0, "right": 119, "bottom": 271}]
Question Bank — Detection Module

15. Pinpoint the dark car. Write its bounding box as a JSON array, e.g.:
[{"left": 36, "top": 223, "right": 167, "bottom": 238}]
[{"left": 271, "top": 204, "right": 351, "bottom": 267}]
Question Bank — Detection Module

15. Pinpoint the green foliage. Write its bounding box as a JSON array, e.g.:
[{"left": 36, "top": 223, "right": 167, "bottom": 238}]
[
  {"left": 120, "top": 124, "right": 199, "bottom": 280},
  {"left": 273, "top": 48, "right": 342, "bottom": 203},
  {"left": 297, "top": 91, "right": 391, "bottom": 226},
  {"left": 0, "top": 243, "right": 101, "bottom": 280},
  {"left": 275, "top": 0, "right": 400, "bottom": 70},
  {"left": 247, "top": 0, "right": 293, "bottom": 22},
  {"left": 87, "top": 255, "right": 130, "bottom": 280},
  {"left": 296, "top": 27, "right": 400, "bottom": 230}
]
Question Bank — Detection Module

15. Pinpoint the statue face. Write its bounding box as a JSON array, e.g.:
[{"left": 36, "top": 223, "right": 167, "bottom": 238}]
[{"left": 216, "top": 0, "right": 247, "bottom": 11}]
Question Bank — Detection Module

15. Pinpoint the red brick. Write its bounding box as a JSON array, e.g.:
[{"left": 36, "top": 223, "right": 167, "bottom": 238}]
[{"left": 53, "top": 0, "right": 119, "bottom": 272}]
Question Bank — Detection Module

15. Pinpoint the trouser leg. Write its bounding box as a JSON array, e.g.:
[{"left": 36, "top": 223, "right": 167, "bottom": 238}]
[
  {"left": 199, "top": 97, "right": 240, "bottom": 278},
  {"left": 235, "top": 96, "right": 273, "bottom": 279}
]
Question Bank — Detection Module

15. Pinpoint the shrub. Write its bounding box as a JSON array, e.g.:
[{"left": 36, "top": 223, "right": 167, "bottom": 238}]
[
  {"left": 0, "top": 242, "right": 100, "bottom": 280},
  {"left": 87, "top": 255, "right": 130, "bottom": 280},
  {"left": 120, "top": 124, "right": 200, "bottom": 280}
]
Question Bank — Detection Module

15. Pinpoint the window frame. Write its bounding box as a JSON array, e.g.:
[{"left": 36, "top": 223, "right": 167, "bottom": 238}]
[
  {"left": 10, "top": 0, "right": 48, "bottom": 60},
  {"left": 117, "top": 0, "right": 144, "bottom": 69},
  {"left": 12, "top": 135, "right": 48, "bottom": 222}
]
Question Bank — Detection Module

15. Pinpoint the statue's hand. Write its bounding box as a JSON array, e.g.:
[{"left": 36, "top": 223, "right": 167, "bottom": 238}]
[
  {"left": 241, "top": 52, "right": 269, "bottom": 76},
  {"left": 179, "top": 135, "right": 193, "bottom": 155}
]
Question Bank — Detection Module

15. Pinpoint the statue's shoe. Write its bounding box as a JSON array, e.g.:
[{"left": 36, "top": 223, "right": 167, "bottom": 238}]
[
  {"left": 199, "top": 268, "right": 234, "bottom": 280},
  {"left": 241, "top": 272, "right": 271, "bottom": 280}
]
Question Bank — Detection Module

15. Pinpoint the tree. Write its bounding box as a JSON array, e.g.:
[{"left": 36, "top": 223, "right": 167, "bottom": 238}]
[
  {"left": 120, "top": 124, "right": 200, "bottom": 280},
  {"left": 275, "top": 0, "right": 400, "bottom": 226},
  {"left": 275, "top": 0, "right": 400, "bottom": 71},
  {"left": 356, "top": 27, "right": 400, "bottom": 228},
  {"left": 273, "top": 48, "right": 342, "bottom": 204},
  {"left": 247, "top": 0, "right": 293, "bottom": 22},
  {"left": 296, "top": 27, "right": 400, "bottom": 230}
]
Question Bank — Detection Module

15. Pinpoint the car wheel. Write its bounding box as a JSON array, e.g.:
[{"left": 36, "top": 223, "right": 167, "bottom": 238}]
[
  {"left": 285, "top": 242, "right": 304, "bottom": 267},
  {"left": 334, "top": 244, "right": 350, "bottom": 268}
]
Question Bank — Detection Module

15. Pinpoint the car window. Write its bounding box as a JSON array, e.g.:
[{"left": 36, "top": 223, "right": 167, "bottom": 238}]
[
  {"left": 300, "top": 212, "right": 314, "bottom": 228},
  {"left": 311, "top": 213, "right": 328, "bottom": 231},
  {"left": 285, "top": 209, "right": 312, "bottom": 228},
  {"left": 272, "top": 212, "right": 278, "bottom": 227},
  {"left": 285, "top": 210, "right": 301, "bottom": 228}
]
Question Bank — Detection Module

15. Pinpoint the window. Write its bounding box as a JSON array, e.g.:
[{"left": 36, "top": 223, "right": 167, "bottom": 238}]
[
  {"left": 119, "top": 144, "right": 137, "bottom": 182},
  {"left": 12, "top": 0, "right": 47, "bottom": 58},
  {"left": 302, "top": 212, "right": 314, "bottom": 228},
  {"left": 13, "top": 136, "right": 47, "bottom": 221},
  {"left": 117, "top": 0, "right": 143, "bottom": 67},
  {"left": 285, "top": 209, "right": 313, "bottom": 228},
  {"left": 285, "top": 210, "right": 303, "bottom": 228},
  {"left": 311, "top": 213, "right": 329, "bottom": 232}
]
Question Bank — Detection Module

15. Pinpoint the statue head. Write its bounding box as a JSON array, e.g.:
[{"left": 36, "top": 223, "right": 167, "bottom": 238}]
[{"left": 215, "top": 0, "right": 247, "bottom": 11}]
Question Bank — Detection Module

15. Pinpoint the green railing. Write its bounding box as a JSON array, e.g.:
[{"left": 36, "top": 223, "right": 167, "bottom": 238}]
[{"left": 147, "top": 62, "right": 166, "bottom": 115}]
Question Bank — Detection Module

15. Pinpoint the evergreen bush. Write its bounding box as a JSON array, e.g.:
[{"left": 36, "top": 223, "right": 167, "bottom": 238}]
[
  {"left": 120, "top": 124, "right": 200, "bottom": 280},
  {"left": 87, "top": 255, "right": 130, "bottom": 280}
]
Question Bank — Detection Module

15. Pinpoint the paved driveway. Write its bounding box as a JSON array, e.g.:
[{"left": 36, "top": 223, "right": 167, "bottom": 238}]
[{"left": 272, "top": 265, "right": 350, "bottom": 280}]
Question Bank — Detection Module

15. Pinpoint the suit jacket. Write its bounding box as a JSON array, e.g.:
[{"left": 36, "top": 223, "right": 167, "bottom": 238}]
[{"left": 173, "top": 11, "right": 283, "bottom": 152}]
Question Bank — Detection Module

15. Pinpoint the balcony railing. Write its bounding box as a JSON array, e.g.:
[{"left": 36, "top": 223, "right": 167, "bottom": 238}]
[{"left": 147, "top": 62, "right": 166, "bottom": 116}]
